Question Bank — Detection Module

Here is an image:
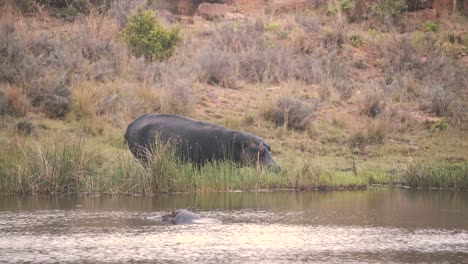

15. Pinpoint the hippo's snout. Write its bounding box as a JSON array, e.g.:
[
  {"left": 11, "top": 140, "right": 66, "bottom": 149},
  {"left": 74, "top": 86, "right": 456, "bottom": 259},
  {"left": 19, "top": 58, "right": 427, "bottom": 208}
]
[{"left": 263, "top": 151, "right": 281, "bottom": 172}]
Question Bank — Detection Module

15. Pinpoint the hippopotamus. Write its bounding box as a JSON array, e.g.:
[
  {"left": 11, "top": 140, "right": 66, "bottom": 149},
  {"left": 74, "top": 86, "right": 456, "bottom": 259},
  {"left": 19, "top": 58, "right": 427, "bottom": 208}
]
[
  {"left": 124, "top": 114, "right": 280, "bottom": 170},
  {"left": 161, "top": 209, "right": 221, "bottom": 225}
]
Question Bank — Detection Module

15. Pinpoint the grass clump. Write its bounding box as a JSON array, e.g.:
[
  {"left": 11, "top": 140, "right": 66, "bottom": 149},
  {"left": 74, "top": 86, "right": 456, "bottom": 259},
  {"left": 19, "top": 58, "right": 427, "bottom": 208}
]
[
  {"left": 349, "top": 119, "right": 391, "bottom": 148},
  {"left": 349, "top": 34, "right": 364, "bottom": 48},
  {"left": 2, "top": 136, "right": 97, "bottom": 194},
  {"left": 400, "top": 161, "right": 468, "bottom": 189},
  {"left": 123, "top": 8, "right": 181, "bottom": 62}
]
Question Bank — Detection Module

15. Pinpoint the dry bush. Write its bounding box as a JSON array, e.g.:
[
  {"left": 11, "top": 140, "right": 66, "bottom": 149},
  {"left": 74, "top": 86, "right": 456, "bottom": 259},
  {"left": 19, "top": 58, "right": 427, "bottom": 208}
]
[
  {"left": 17, "top": 119, "right": 34, "bottom": 135},
  {"left": 383, "top": 36, "right": 419, "bottom": 75},
  {"left": 0, "top": 11, "right": 75, "bottom": 118},
  {"left": 0, "top": 85, "right": 30, "bottom": 117},
  {"left": 159, "top": 78, "right": 195, "bottom": 116},
  {"left": 421, "top": 55, "right": 467, "bottom": 122},
  {"left": 107, "top": 0, "right": 147, "bottom": 26},
  {"left": 292, "top": 54, "right": 325, "bottom": 85},
  {"left": 71, "top": 13, "right": 127, "bottom": 81},
  {"left": 193, "top": 20, "right": 349, "bottom": 89},
  {"left": 320, "top": 48, "right": 352, "bottom": 97},
  {"left": 386, "top": 105, "right": 415, "bottom": 132},
  {"left": 295, "top": 15, "right": 321, "bottom": 33},
  {"left": 198, "top": 45, "right": 238, "bottom": 88},
  {"left": 262, "top": 96, "right": 320, "bottom": 130},
  {"left": 154, "top": 54, "right": 197, "bottom": 116},
  {"left": 209, "top": 23, "right": 263, "bottom": 54},
  {"left": 239, "top": 45, "right": 292, "bottom": 85},
  {"left": 359, "top": 91, "right": 386, "bottom": 118},
  {"left": 291, "top": 31, "right": 318, "bottom": 54},
  {"left": 0, "top": 10, "right": 30, "bottom": 85},
  {"left": 201, "top": 22, "right": 294, "bottom": 85}
]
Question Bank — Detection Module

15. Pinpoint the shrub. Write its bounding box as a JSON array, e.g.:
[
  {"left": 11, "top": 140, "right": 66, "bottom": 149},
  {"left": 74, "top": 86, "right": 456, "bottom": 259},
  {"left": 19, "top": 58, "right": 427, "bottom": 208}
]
[
  {"left": 159, "top": 78, "right": 195, "bottom": 116},
  {"left": 17, "top": 119, "right": 34, "bottom": 135},
  {"left": 340, "top": 0, "right": 355, "bottom": 12},
  {"left": 72, "top": 13, "right": 127, "bottom": 80},
  {"left": 349, "top": 34, "right": 364, "bottom": 47},
  {"left": 371, "top": 0, "right": 407, "bottom": 25},
  {"left": 359, "top": 92, "right": 385, "bottom": 118},
  {"left": 239, "top": 45, "right": 291, "bottom": 84},
  {"left": 295, "top": 15, "right": 321, "bottom": 33},
  {"left": 198, "top": 45, "right": 238, "bottom": 88},
  {"left": 122, "top": 8, "right": 181, "bottom": 62},
  {"left": 262, "top": 96, "right": 319, "bottom": 130},
  {"left": 292, "top": 55, "right": 324, "bottom": 85},
  {"left": 422, "top": 21, "right": 439, "bottom": 32},
  {"left": 0, "top": 85, "right": 30, "bottom": 117},
  {"left": 42, "top": 95, "right": 71, "bottom": 119},
  {"left": 349, "top": 119, "right": 391, "bottom": 148}
]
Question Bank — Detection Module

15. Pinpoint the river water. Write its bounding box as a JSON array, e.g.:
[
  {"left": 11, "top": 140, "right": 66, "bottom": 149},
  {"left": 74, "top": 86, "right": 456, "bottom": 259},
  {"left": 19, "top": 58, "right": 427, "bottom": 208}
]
[{"left": 1, "top": 188, "right": 467, "bottom": 263}]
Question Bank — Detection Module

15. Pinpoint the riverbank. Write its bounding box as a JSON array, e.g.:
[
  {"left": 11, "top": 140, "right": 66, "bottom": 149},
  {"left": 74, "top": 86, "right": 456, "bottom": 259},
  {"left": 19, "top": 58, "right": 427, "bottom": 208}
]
[{"left": 0, "top": 125, "right": 466, "bottom": 195}]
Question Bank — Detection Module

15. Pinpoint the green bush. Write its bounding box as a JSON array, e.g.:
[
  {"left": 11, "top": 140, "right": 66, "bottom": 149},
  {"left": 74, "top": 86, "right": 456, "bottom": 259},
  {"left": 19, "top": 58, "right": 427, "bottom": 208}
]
[
  {"left": 340, "top": 0, "right": 355, "bottom": 12},
  {"left": 371, "top": 0, "right": 407, "bottom": 25},
  {"left": 422, "top": 21, "right": 439, "bottom": 32},
  {"left": 349, "top": 34, "right": 364, "bottom": 47},
  {"left": 123, "top": 8, "right": 181, "bottom": 62}
]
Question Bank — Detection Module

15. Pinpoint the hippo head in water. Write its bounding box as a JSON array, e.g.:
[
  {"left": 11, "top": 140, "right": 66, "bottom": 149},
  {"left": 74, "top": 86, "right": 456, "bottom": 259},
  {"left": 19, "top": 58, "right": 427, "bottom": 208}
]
[
  {"left": 161, "top": 209, "right": 201, "bottom": 224},
  {"left": 241, "top": 138, "right": 281, "bottom": 171}
]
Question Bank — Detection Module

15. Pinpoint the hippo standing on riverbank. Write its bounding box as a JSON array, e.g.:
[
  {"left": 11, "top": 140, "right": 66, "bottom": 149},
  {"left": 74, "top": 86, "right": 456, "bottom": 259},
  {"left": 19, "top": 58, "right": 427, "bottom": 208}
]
[{"left": 124, "top": 114, "right": 280, "bottom": 170}]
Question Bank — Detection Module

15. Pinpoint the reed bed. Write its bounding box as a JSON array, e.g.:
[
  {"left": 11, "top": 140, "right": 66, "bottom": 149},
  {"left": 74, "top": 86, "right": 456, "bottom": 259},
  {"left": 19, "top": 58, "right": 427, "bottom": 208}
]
[
  {"left": 0, "top": 136, "right": 382, "bottom": 195},
  {"left": 400, "top": 160, "right": 468, "bottom": 189},
  {"left": 1, "top": 135, "right": 466, "bottom": 195}
]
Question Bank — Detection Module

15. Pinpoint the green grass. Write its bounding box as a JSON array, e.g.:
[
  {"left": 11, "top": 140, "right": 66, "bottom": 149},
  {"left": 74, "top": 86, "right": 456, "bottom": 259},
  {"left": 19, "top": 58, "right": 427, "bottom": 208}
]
[
  {"left": 0, "top": 132, "right": 387, "bottom": 195},
  {"left": 0, "top": 130, "right": 466, "bottom": 195},
  {"left": 0, "top": 115, "right": 466, "bottom": 195},
  {"left": 399, "top": 161, "right": 468, "bottom": 189}
]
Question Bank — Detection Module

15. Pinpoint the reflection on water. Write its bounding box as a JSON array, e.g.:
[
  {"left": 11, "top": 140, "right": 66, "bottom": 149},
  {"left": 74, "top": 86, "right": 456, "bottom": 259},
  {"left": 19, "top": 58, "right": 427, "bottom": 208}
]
[{"left": 0, "top": 188, "right": 467, "bottom": 263}]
